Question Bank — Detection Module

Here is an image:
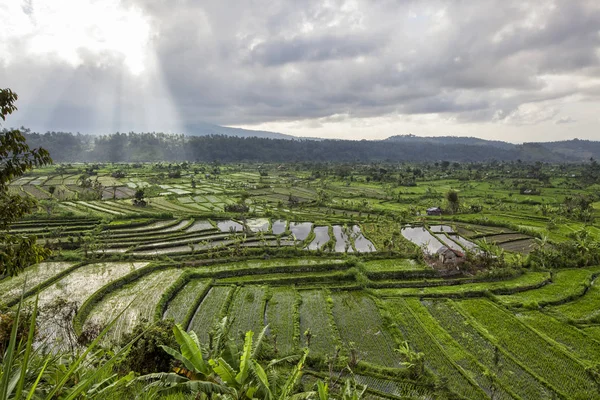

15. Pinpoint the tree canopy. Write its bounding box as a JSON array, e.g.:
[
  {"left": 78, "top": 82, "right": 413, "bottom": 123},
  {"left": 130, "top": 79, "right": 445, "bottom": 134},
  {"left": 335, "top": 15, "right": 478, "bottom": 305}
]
[{"left": 0, "top": 89, "right": 52, "bottom": 278}]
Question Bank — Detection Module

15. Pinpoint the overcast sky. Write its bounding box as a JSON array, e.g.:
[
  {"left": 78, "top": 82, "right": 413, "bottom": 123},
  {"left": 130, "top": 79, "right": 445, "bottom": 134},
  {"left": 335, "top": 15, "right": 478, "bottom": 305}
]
[{"left": 1, "top": 0, "right": 599, "bottom": 142}]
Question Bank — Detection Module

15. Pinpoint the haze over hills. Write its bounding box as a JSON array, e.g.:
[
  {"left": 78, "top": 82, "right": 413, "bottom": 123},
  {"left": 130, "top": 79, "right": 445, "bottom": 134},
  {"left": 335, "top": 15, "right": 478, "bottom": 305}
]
[
  {"left": 385, "top": 134, "right": 516, "bottom": 150},
  {"left": 182, "top": 125, "right": 600, "bottom": 162},
  {"left": 185, "top": 121, "right": 297, "bottom": 140},
  {"left": 15, "top": 126, "right": 600, "bottom": 163},
  {"left": 385, "top": 135, "right": 600, "bottom": 162}
]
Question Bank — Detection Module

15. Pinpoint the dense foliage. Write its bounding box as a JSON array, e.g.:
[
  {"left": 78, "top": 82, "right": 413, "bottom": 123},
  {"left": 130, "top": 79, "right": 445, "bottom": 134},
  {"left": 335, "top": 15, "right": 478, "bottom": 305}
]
[
  {"left": 12, "top": 129, "right": 600, "bottom": 163},
  {"left": 0, "top": 89, "right": 52, "bottom": 278}
]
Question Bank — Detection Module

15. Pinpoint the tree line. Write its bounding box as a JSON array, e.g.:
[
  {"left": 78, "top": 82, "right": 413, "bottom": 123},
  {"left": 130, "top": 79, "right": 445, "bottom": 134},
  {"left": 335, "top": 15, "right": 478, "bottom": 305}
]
[{"left": 12, "top": 129, "right": 542, "bottom": 163}]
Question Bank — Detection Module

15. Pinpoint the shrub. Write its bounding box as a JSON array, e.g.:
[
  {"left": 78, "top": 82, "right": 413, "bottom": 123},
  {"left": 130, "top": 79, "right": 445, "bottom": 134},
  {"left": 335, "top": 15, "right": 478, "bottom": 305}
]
[
  {"left": 0, "top": 308, "right": 35, "bottom": 358},
  {"left": 118, "top": 318, "right": 178, "bottom": 375}
]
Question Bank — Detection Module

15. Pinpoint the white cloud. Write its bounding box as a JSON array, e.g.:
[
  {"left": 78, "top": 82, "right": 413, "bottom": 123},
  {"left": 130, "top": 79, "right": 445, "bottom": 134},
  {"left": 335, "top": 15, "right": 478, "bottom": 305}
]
[
  {"left": 555, "top": 116, "right": 575, "bottom": 124},
  {"left": 1, "top": 0, "right": 151, "bottom": 74},
  {"left": 1, "top": 0, "right": 600, "bottom": 142}
]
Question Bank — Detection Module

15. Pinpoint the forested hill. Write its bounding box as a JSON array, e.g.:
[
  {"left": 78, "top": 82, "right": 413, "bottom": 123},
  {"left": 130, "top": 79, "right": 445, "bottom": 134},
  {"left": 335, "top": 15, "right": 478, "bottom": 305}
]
[
  {"left": 385, "top": 134, "right": 515, "bottom": 150},
  {"left": 13, "top": 130, "right": 600, "bottom": 163},
  {"left": 184, "top": 121, "right": 297, "bottom": 140}
]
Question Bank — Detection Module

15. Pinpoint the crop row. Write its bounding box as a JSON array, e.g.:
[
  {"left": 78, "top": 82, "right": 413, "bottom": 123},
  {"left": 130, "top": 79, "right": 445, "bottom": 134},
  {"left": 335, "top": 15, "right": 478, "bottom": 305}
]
[
  {"left": 187, "top": 286, "right": 235, "bottom": 344},
  {"left": 550, "top": 275, "right": 600, "bottom": 323},
  {"left": 162, "top": 279, "right": 211, "bottom": 325},
  {"left": 298, "top": 290, "right": 341, "bottom": 356},
  {"left": 495, "top": 267, "right": 600, "bottom": 308},
  {"left": 330, "top": 292, "right": 402, "bottom": 368},
  {"left": 227, "top": 286, "right": 267, "bottom": 342},
  {"left": 375, "top": 271, "right": 550, "bottom": 298},
  {"left": 515, "top": 310, "right": 600, "bottom": 365},
  {"left": 424, "top": 299, "right": 557, "bottom": 399},
  {"left": 265, "top": 287, "right": 297, "bottom": 356},
  {"left": 456, "top": 299, "right": 598, "bottom": 398},
  {"left": 382, "top": 298, "right": 486, "bottom": 399},
  {"left": 83, "top": 268, "right": 183, "bottom": 343}
]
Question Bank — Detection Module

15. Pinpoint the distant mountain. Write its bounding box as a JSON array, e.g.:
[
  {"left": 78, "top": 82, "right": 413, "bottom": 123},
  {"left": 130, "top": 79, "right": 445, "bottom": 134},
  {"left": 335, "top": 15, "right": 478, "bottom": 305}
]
[
  {"left": 184, "top": 121, "right": 297, "bottom": 140},
  {"left": 385, "top": 134, "right": 515, "bottom": 150},
  {"left": 18, "top": 127, "right": 600, "bottom": 163}
]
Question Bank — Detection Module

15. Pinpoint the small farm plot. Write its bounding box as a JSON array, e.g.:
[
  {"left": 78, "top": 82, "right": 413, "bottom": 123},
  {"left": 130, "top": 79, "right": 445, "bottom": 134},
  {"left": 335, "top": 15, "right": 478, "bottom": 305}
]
[
  {"left": 307, "top": 226, "right": 329, "bottom": 250},
  {"left": 498, "top": 239, "right": 536, "bottom": 254},
  {"left": 105, "top": 219, "right": 179, "bottom": 234},
  {"left": 271, "top": 220, "right": 287, "bottom": 234},
  {"left": 424, "top": 300, "right": 556, "bottom": 400},
  {"left": 245, "top": 218, "right": 269, "bottom": 232},
  {"left": 163, "top": 279, "right": 211, "bottom": 325},
  {"left": 550, "top": 277, "right": 600, "bottom": 322},
  {"left": 330, "top": 292, "right": 402, "bottom": 367},
  {"left": 361, "top": 259, "right": 432, "bottom": 276},
  {"left": 332, "top": 225, "right": 353, "bottom": 252},
  {"left": 83, "top": 268, "right": 183, "bottom": 343},
  {"left": 290, "top": 222, "right": 312, "bottom": 241},
  {"left": 161, "top": 219, "right": 193, "bottom": 232},
  {"left": 516, "top": 310, "right": 600, "bottom": 364},
  {"left": 434, "top": 233, "right": 464, "bottom": 252},
  {"left": 384, "top": 298, "right": 487, "bottom": 400},
  {"left": 227, "top": 286, "right": 267, "bottom": 342},
  {"left": 428, "top": 225, "right": 454, "bottom": 233},
  {"left": 350, "top": 225, "right": 376, "bottom": 252},
  {"left": 33, "top": 262, "right": 148, "bottom": 345},
  {"left": 376, "top": 271, "right": 550, "bottom": 298},
  {"left": 0, "top": 262, "right": 76, "bottom": 305},
  {"left": 188, "top": 286, "right": 234, "bottom": 343},
  {"left": 456, "top": 299, "right": 598, "bottom": 399},
  {"left": 217, "top": 220, "right": 244, "bottom": 232},
  {"left": 298, "top": 290, "right": 340, "bottom": 355},
  {"left": 496, "top": 267, "right": 600, "bottom": 307},
  {"left": 354, "top": 375, "right": 435, "bottom": 399},
  {"left": 446, "top": 234, "right": 477, "bottom": 250},
  {"left": 483, "top": 233, "right": 531, "bottom": 244},
  {"left": 401, "top": 226, "right": 445, "bottom": 254},
  {"left": 265, "top": 287, "right": 297, "bottom": 356},
  {"left": 186, "top": 220, "right": 214, "bottom": 232}
]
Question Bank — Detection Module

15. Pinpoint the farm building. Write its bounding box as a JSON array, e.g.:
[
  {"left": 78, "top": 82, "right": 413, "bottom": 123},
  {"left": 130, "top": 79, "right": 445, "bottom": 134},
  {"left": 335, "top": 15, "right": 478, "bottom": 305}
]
[
  {"left": 436, "top": 246, "right": 465, "bottom": 264},
  {"left": 426, "top": 207, "right": 442, "bottom": 216}
]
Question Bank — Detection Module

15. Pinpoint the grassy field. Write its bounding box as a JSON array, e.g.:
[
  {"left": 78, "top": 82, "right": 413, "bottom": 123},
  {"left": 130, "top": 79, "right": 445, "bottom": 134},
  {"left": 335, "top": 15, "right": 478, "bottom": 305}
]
[{"left": 3, "top": 161, "right": 600, "bottom": 399}]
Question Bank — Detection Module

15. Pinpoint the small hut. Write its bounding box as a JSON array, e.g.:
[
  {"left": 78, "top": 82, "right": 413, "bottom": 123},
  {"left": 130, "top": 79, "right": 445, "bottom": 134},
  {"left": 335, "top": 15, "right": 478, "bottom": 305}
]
[
  {"left": 436, "top": 246, "right": 464, "bottom": 264},
  {"left": 427, "top": 207, "right": 442, "bottom": 216}
]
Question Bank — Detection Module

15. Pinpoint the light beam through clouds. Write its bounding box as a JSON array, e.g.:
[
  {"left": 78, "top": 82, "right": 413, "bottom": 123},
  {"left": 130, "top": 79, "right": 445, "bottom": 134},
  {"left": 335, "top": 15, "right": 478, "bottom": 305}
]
[{"left": 1, "top": 0, "right": 599, "bottom": 142}]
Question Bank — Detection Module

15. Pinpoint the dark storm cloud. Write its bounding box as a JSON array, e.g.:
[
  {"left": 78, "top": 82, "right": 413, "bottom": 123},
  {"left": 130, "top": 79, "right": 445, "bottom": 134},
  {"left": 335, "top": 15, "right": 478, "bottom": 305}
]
[{"left": 3, "top": 0, "right": 600, "bottom": 133}]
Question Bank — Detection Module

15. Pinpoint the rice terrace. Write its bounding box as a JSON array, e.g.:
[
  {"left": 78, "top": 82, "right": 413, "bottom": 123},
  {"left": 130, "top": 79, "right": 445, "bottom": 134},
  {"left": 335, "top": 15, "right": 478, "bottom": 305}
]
[{"left": 3, "top": 134, "right": 600, "bottom": 398}]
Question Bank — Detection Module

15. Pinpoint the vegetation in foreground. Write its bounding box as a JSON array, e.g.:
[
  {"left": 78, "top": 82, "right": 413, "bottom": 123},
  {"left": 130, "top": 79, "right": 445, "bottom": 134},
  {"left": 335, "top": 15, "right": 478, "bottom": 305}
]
[{"left": 3, "top": 88, "right": 600, "bottom": 399}]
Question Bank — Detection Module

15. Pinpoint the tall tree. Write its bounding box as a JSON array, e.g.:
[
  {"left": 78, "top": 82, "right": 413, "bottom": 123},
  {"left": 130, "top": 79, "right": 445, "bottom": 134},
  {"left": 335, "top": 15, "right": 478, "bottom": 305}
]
[
  {"left": 446, "top": 189, "right": 460, "bottom": 214},
  {"left": 0, "top": 88, "right": 52, "bottom": 278}
]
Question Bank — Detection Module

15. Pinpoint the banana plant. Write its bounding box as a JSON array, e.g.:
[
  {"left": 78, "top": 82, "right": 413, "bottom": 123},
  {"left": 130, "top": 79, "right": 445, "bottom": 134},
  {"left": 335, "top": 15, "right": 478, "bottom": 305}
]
[
  {"left": 140, "top": 320, "right": 313, "bottom": 399},
  {"left": 137, "top": 323, "right": 232, "bottom": 396}
]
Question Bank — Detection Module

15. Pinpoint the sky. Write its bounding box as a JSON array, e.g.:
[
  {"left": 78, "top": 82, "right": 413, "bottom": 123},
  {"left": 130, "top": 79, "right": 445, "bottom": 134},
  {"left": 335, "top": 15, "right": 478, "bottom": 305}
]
[{"left": 1, "top": 0, "right": 599, "bottom": 143}]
